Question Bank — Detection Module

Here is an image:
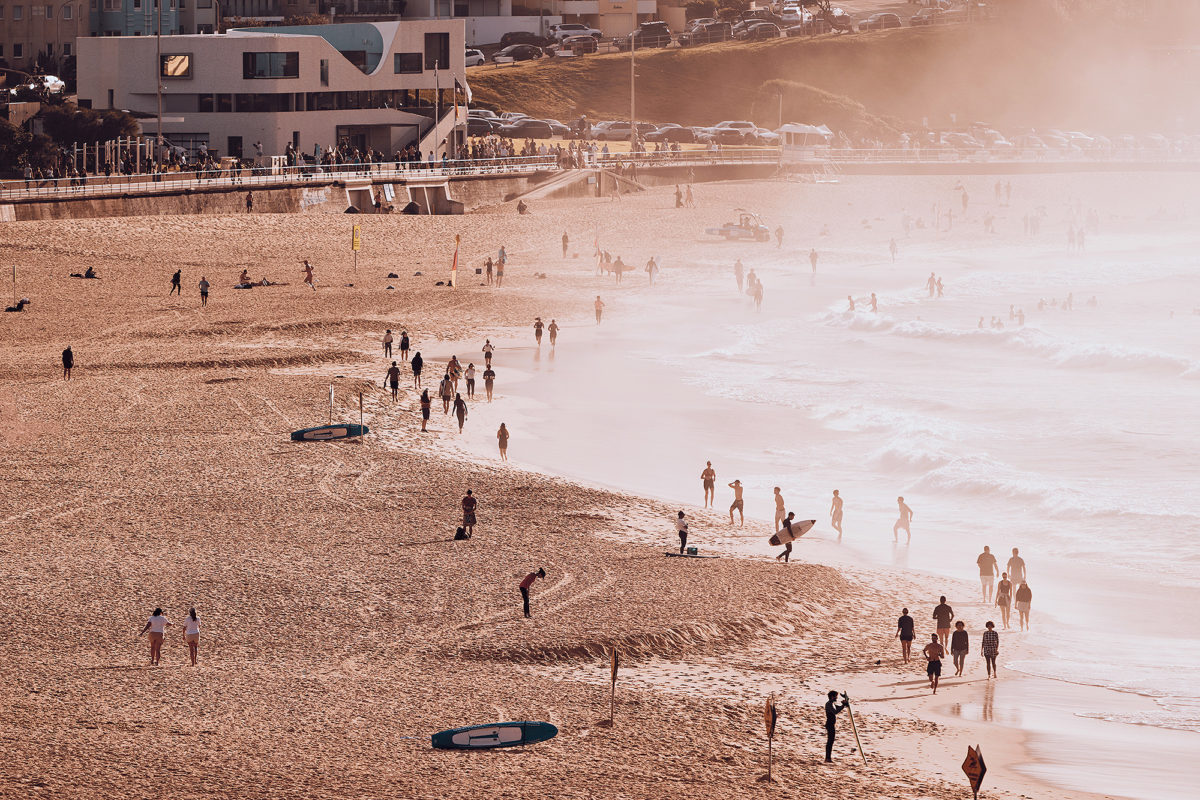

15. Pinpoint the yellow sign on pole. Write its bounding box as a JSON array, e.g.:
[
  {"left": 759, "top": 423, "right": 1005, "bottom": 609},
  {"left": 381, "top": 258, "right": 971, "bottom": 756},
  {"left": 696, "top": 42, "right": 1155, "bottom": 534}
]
[
  {"left": 962, "top": 744, "right": 987, "bottom": 799},
  {"left": 764, "top": 696, "right": 777, "bottom": 783},
  {"left": 352, "top": 224, "right": 362, "bottom": 252}
]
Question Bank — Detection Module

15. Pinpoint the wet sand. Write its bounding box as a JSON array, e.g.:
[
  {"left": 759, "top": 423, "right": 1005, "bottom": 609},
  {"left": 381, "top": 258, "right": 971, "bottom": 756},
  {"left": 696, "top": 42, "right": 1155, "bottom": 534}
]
[{"left": 0, "top": 177, "right": 1170, "bottom": 799}]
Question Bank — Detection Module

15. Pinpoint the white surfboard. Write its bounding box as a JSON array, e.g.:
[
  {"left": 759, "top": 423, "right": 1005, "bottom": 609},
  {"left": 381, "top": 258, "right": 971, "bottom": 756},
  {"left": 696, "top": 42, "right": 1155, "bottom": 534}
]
[{"left": 769, "top": 519, "right": 815, "bottom": 546}]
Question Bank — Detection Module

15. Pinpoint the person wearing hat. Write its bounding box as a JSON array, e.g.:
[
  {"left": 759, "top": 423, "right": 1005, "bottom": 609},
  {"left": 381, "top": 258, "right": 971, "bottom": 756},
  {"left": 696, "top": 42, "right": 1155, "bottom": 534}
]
[{"left": 519, "top": 568, "right": 546, "bottom": 618}]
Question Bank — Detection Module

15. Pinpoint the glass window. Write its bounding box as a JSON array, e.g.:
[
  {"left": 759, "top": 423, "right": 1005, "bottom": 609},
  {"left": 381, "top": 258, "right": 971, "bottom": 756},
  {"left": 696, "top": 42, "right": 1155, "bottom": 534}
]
[
  {"left": 198, "top": 94, "right": 214, "bottom": 112},
  {"left": 13, "top": 5, "right": 22, "bottom": 20},
  {"left": 14, "top": 43, "right": 23, "bottom": 57},
  {"left": 62, "top": 4, "right": 70, "bottom": 16},
  {"left": 0, "top": 45, "right": 4, "bottom": 58},
  {"left": 63, "top": 42, "right": 70, "bottom": 55},
  {"left": 319, "top": 58, "right": 328, "bottom": 86},
  {"left": 216, "top": 93, "right": 232, "bottom": 112},
  {"left": 44, "top": 3, "right": 50, "bottom": 16},
  {"left": 198, "top": 0, "right": 210, "bottom": 6},
  {"left": 424, "top": 33, "right": 449, "bottom": 71},
  {"left": 242, "top": 51, "right": 299, "bottom": 79},
  {"left": 454, "top": 0, "right": 466, "bottom": 15},
  {"left": 394, "top": 52, "right": 421, "bottom": 74},
  {"left": 0, "top": 8, "right": 5, "bottom": 19},
  {"left": 133, "top": 0, "right": 139, "bottom": 8},
  {"left": 161, "top": 54, "right": 191, "bottom": 78}
]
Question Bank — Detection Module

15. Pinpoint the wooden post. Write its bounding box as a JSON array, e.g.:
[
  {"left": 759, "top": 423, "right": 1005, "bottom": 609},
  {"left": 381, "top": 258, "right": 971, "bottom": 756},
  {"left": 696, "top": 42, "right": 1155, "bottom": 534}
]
[
  {"left": 11, "top": 265, "right": 17, "bottom": 308},
  {"left": 358, "top": 392, "right": 364, "bottom": 439},
  {"left": 328, "top": 383, "right": 334, "bottom": 425},
  {"left": 763, "top": 696, "right": 777, "bottom": 783},
  {"left": 609, "top": 647, "right": 619, "bottom": 724}
]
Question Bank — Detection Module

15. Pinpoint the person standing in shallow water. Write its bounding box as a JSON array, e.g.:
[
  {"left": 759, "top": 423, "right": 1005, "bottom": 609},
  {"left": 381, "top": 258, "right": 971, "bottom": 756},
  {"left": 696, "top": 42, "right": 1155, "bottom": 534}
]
[
  {"left": 137, "top": 608, "right": 172, "bottom": 666},
  {"left": 977, "top": 545, "right": 999, "bottom": 603},
  {"left": 483, "top": 365, "right": 496, "bottom": 402},
  {"left": 728, "top": 479, "right": 744, "bottom": 527},
  {"left": 701, "top": 461, "right": 716, "bottom": 508},
  {"left": 773, "top": 487, "right": 786, "bottom": 531},
  {"left": 896, "top": 607, "right": 915, "bottom": 663},
  {"left": 464, "top": 363, "right": 476, "bottom": 399},
  {"left": 894, "top": 496, "right": 913, "bottom": 542},
  {"left": 1015, "top": 581, "right": 1033, "bottom": 630},
  {"left": 829, "top": 490, "right": 843, "bottom": 536},
  {"left": 981, "top": 621, "right": 1000, "bottom": 678},
  {"left": 995, "top": 572, "right": 1013, "bottom": 629},
  {"left": 497, "top": 423, "right": 509, "bottom": 460},
  {"left": 594, "top": 295, "right": 605, "bottom": 324}
]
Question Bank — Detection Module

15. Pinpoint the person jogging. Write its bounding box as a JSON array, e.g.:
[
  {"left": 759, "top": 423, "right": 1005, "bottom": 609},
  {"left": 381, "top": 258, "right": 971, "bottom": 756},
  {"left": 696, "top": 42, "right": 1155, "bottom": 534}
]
[
  {"left": 824, "top": 690, "right": 848, "bottom": 762},
  {"left": 519, "top": 568, "right": 546, "bottom": 618},
  {"left": 922, "top": 634, "right": 945, "bottom": 693},
  {"left": 169, "top": 269, "right": 182, "bottom": 295}
]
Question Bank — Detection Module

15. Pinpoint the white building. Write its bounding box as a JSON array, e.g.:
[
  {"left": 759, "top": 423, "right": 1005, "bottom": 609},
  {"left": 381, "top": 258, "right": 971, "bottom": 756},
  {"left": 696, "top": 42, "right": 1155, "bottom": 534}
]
[{"left": 76, "top": 21, "right": 468, "bottom": 160}]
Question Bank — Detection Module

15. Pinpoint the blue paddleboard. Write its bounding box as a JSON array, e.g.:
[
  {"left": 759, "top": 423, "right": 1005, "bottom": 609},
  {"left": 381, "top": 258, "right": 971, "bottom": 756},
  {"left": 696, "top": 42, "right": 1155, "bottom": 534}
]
[
  {"left": 431, "top": 721, "right": 558, "bottom": 750},
  {"left": 290, "top": 424, "right": 369, "bottom": 441}
]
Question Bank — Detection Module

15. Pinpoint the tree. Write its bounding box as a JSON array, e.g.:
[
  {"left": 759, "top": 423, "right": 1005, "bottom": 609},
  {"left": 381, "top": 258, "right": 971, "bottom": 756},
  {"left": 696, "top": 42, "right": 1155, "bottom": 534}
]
[{"left": 38, "top": 104, "right": 139, "bottom": 147}]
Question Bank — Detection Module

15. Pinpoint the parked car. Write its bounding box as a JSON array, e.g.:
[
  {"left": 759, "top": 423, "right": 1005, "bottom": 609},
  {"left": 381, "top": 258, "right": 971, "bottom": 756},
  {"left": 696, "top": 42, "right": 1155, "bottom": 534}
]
[
  {"left": 615, "top": 22, "right": 673, "bottom": 51},
  {"left": 593, "top": 121, "right": 658, "bottom": 140},
  {"left": 498, "top": 111, "right": 530, "bottom": 121},
  {"left": 497, "top": 118, "right": 554, "bottom": 138},
  {"left": 739, "top": 21, "right": 782, "bottom": 40},
  {"left": 859, "top": 12, "right": 901, "bottom": 30},
  {"left": 911, "top": 8, "right": 949, "bottom": 26},
  {"left": 465, "top": 48, "right": 486, "bottom": 67},
  {"left": 748, "top": 127, "right": 781, "bottom": 145},
  {"left": 550, "top": 22, "right": 603, "bottom": 41},
  {"left": 706, "top": 210, "right": 772, "bottom": 242},
  {"left": 467, "top": 117, "right": 500, "bottom": 136},
  {"left": 468, "top": 108, "right": 499, "bottom": 120},
  {"left": 781, "top": 4, "right": 803, "bottom": 24},
  {"left": 493, "top": 44, "right": 544, "bottom": 62},
  {"left": 646, "top": 124, "right": 698, "bottom": 143},
  {"left": 500, "top": 31, "right": 550, "bottom": 47},
  {"left": 547, "top": 35, "right": 599, "bottom": 56},
  {"left": 542, "top": 119, "right": 571, "bottom": 137},
  {"left": 679, "top": 21, "right": 733, "bottom": 46}
]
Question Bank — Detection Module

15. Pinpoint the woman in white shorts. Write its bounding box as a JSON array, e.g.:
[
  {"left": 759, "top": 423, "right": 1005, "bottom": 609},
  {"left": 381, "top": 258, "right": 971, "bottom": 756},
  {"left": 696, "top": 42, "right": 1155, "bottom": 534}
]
[
  {"left": 137, "top": 608, "right": 172, "bottom": 666},
  {"left": 183, "top": 608, "right": 200, "bottom": 666}
]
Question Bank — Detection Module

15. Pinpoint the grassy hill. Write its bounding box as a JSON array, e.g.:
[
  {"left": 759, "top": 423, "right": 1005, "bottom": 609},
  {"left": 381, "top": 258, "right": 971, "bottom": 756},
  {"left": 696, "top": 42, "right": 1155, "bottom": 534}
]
[{"left": 468, "top": 22, "right": 1200, "bottom": 135}]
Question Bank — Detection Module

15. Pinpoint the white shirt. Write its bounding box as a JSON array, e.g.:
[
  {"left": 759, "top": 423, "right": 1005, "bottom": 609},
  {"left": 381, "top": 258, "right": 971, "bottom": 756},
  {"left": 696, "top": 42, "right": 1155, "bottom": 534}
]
[
  {"left": 147, "top": 615, "right": 170, "bottom": 634},
  {"left": 183, "top": 617, "right": 200, "bottom": 636},
  {"left": 675, "top": 517, "right": 688, "bottom": 533},
  {"left": 465, "top": 366, "right": 476, "bottom": 380}
]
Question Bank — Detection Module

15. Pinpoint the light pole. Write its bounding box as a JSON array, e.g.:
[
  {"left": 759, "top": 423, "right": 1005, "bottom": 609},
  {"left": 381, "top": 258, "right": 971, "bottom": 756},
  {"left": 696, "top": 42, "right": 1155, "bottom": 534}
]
[
  {"left": 156, "top": 0, "right": 163, "bottom": 161},
  {"left": 629, "top": 1, "right": 636, "bottom": 152}
]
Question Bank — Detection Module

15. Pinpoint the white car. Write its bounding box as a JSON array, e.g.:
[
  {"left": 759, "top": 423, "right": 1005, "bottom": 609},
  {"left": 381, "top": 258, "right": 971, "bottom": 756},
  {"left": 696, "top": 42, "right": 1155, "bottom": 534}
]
[
  {"left": 465, "top": 49, "right": 485, "bottom": 67},
  {"left": 781, "top": 5, "right": 803, "bottom": 23},
  {"left": 551, "top": 23, "right": 602, "bottom": 42}
]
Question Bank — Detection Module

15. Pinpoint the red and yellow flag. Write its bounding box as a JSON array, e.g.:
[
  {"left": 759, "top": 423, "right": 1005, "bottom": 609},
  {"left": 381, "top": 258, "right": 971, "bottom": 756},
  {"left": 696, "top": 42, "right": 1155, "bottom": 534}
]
[{"left": 450, "top": 234, "right": 460, "bottom": 287}]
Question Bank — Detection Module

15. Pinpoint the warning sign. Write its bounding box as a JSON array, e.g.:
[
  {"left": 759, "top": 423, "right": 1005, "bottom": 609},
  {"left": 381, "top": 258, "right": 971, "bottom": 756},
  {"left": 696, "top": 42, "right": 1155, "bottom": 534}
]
[
  {"left": 763, "top": 697, "right": 777, "bottom": 739},
  {"left": 962, "top": 745, "right": 987, "bottom": 798}
]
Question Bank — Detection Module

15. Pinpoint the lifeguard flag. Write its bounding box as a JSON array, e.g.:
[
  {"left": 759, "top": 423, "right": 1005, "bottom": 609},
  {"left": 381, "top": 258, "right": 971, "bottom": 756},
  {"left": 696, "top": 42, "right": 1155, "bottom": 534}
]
[{"left": 450, "top": 234, "right": 460, "bottom": 287}]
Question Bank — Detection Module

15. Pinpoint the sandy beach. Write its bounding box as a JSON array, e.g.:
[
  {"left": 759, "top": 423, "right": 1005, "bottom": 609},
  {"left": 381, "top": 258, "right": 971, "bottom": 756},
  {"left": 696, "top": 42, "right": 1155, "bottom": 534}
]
[{"left": 2, "top": 172, "right": 1196, "bottom": 799}]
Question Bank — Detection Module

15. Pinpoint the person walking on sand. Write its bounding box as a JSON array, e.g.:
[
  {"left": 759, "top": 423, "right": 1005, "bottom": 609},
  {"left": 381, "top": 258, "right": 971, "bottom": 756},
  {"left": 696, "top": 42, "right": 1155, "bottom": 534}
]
[
  {"left": 534, "top": 317, "right": 544, "bottom": 346},
  {"left": 198, "top": 276, "right": 210, "bottom": 307},
  {"left": 950, "top": 621, "right": 969, "bottom": 676},
  {"left": 675, "top": 185, "right": 684, "bottom": 208},
  {"left": 383, "top": 330, "right": 393, "bottom": 358},
  {"left": 923, "top": 634, "right": 945, "bottom": 693},
  {"left": 246, "top": 190, "right": 254, "bottom": 213},
  {"left": 384, "top": 361, "right": 401, "bottom": 402},
  {"left": 461, "top": 489, "right": 478, "bottom": 536},
  {"left": 497, "top": 423, "right": 509, "bottom": 460},
  {"left": 520, "top": 568, "right": 546, "bottom": 618},
  {"left": 645, "top": 257, "right": 658, "bottom": 286},
  {"left": 996, "top": 572, "right": 1013, "bottom": 629},
  {"left": 894, "top": 496, "right": 913, "bottom": 542},
  {"left": 137, "top": 608, "right": 173, "bottom": 666},
  {"left": 496, "top": 247, "right": 507, "bottom": 286},
  {"left": 439, "top": 374, "right": 454, "bottom": 414},
  {"left": 773, "top": 487, "right": 786, "bottom": 531},
  {"left": 809, "top": 248, "right": 818, "bottom": 273},
  {"left": 776, "top": 512, "right": 797, "bottom": 563},
  {"left": 897, "top": 607, "right": 915, "bottom": 663},
  {"left": 411, "top": 351, "right": 424, "bottom": 388},
  {"left": 701, "top": 461, "right": 716, "bottom": 508},
  {"left": 182, "top": 608, "right": 200, "bottom": 666},
  {"left": 170, "top": 269, "right": 182, "bottom": 295},
  {"left": 419, "top": 389, "right": 431, "bottom": 432},
  {"left": 775, "top": 225, "right": 784, "bottom": 249},
  {"left": 824, "top": 690, "right": 848, "bottom": 763},
  {"left": 465, "top": 363, "right": 476, "bottom": 399},
  {"left": 981, "top": 621, "right": 1000, "bottom": 678},
  {"left": 485, "top": 257, "right": 494, "bottom": 286},
  {"left": 548, "top": 319, "right": 559, "bottom": 347},
  {"left": 482, "top": 340, "right": 495, "bottom": 369},
  {"left": 61, "top": 346, "right": 74, "bottom": 381},
  {"left": 1007, "top": 547, "right": 1027, "bottom": 585},
  {"left": 594, "top": 296, "right": 605, "bottom": 325},
  {"left": 447, "top": 356, "right": 462, "bottom": 392},
  {"left": 753, "top": 279, "right": 764, "bottom": 312},
  {"left": 830, "top": 490, "right": 844, "bottom": 536},
  {"left": 734, "top": 259, "right": 744, "bottom": 293},
  {"left": 685, "top": 184, "right": 695, "bottom": 208},
  {"left": 933, "top": 595, "right": 954, "bottom": 647},
  {"left": 302, "top": 260, "right": 316, "bottom": 291},
  {"left": 675, "top": 511, "right": 689, "bottom": 554},
  {"left": 1015, "top": 581, "right": 1032, "bottom": 630},
  {"left": 453, "top": 393, "right": 468, "bottom": 432},
  {"left": 977, "top": 546, "right": 999, "bottom": 603},
  {"left": 562, "top": 232, "right": 569, "bottom": 258},
  {"left": 400, "top": 331, "right": 410, "bottom": 362},
  {"left": 728, "top": 480, "right": 744, "bottom": 527},
  {"left": 483, "top": 365, "right": 496, "bottom": 402}
]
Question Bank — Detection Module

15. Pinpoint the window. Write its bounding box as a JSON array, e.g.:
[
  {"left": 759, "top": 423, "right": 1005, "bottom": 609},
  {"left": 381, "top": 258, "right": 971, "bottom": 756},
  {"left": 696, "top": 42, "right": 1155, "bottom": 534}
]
[
  {"left": 393, "top": 52, "right": 421, "bottom": 74},
  {"left": 133, "top": 0, "right": 139, "bottom": 7},
  {"left": 44, "top": 4, "right": 51, "bottom": 16},
  {"left": 63, "top": 42, "right": 71, "bottom": 55},
  {"left": 161, "top": 53, "right": 192, "bottom": 78},
  {"left": 107, "top": 88, "right": 113, "bottom": 107},
  {"left": 198, "top": 0, "right": 210, "bottom": 7},
  {"left": 454, "top": 0, "right": 466, "bottom": 15},
  {"left": 0, "top": 7, "right": 5, "bottom": 19},
  {"left": 0, "top": 45, "right": 4, "bottom": 58},
  {"left": 14, "top": 43, "right": 23, "bottom": 58},
  {"left": 13, "top": 5, "right": 22, "bottom": 19},
  {"left": 424, "top": 33, "right": 449, "bottom": 70},
  {"left": 242, "top": 51, "right": 299, "bottom": 79},
  {"left": 319, "top": 58, "right": 328, "bottom": 85},
  {"left": 62, "top": 4, "right": 71, "bottom": 17},
  {"left": 46, "top": 42, "right": 52, "bottom": 54}
]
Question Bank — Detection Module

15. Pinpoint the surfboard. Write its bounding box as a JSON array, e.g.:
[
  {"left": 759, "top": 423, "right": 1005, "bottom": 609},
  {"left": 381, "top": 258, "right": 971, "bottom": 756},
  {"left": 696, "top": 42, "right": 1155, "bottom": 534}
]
[
  {"left": 430, "top": 721, "right": 558, "bottom": 750},
  {"left": 664, "top": 552, "right": 720, "bottom": 559},
  {"left": 290, "top": 424, "right": 369, "bottom": 441},
  {"left": 768, "top": 519, "right": 816, "bottom": 546}
]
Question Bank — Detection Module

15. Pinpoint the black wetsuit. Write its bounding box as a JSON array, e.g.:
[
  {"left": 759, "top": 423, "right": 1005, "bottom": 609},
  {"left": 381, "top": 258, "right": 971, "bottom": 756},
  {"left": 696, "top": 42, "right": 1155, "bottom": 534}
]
[{"left": 825, "top": 698, "right": 847, "bottom": 761}]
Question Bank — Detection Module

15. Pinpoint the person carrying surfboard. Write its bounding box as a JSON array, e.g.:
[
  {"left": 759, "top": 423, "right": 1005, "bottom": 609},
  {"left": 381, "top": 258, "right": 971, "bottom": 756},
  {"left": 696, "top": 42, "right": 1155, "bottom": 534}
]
[
  {"left": 519, "top": 568, "right": 545, "bottom": 618},
  {"left": 776, "top": 513, "right": 797, "bottom": 563}
]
